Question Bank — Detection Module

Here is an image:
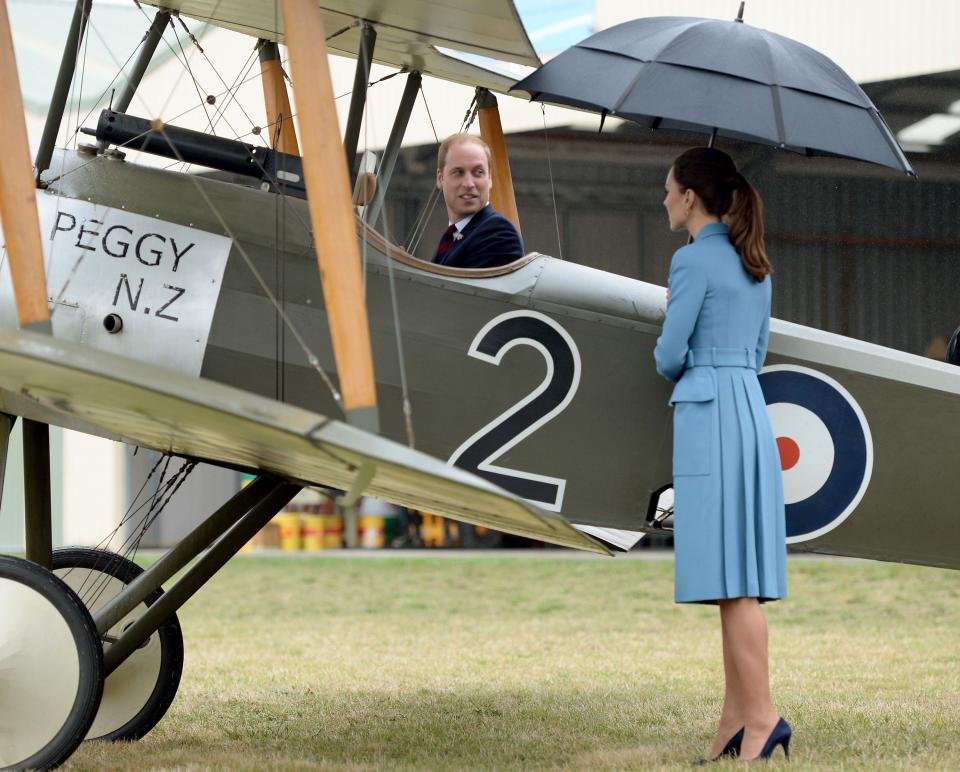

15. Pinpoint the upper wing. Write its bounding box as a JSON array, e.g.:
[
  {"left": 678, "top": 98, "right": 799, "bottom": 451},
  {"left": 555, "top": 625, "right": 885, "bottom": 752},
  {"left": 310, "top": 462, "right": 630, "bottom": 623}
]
[{"left": 146, "top": 0, "right": 540, "bottom": 92}]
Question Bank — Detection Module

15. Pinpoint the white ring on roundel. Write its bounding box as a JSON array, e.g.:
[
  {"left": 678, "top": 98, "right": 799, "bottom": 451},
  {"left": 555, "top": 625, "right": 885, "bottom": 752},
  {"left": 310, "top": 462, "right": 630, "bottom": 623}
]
[
  {"left": 766, "top": 402, "right": 834, "bottom": 505},
  {"left": 761, "top": 364, "right": 875, "bottom": 544},
  {"left": 0, "top": 580, "right": 81, "bottom": 766}
]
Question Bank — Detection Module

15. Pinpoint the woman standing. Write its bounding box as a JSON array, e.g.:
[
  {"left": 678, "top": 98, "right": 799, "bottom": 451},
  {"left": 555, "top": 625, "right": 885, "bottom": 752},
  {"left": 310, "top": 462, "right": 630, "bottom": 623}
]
[{"left": 654, "top": 148, "right": 790, "bottom": 762}]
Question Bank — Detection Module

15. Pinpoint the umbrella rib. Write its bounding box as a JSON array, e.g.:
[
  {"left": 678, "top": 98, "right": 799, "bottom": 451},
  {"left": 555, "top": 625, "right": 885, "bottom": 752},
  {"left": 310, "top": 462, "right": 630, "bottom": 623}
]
[
  {"left": 867, "top": 108, "right": 917, "bottom": 177},
  {"left": 611, "top": 63, "right": 654, "bottom": 115},
  {"left": 770, "top": 84, "right": 786, "bottom": 148}
]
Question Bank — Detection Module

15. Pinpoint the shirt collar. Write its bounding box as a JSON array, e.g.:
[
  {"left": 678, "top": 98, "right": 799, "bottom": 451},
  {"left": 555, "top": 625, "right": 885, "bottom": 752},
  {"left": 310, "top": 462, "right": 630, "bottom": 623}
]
[
  {"left": 450, "top": 203, "right": 490, "bottom": 232},
  {"left": 695, "top": 222, "right": 729, "bottom": 241},
  {"left": 451, "top": 213, "right": 475, "bottom": 232}
]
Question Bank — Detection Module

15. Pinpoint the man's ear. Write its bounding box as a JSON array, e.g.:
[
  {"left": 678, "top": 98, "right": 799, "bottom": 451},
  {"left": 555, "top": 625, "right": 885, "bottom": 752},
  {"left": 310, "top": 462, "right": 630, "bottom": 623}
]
[{"left": 436, "top": 168, "right": 443, "bottom": 189}]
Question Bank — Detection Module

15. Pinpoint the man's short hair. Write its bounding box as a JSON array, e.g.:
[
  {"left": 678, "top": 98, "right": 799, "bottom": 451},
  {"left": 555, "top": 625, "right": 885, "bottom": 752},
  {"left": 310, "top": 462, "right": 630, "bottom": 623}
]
[{"left": 437, "top": 134, "right": 492, "bottom": 171}]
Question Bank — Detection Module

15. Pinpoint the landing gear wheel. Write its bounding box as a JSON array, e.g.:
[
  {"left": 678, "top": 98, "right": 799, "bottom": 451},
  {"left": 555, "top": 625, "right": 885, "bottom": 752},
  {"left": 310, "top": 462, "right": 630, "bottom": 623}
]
[
  {"left": 0, "top": 555, "right": 104, "bottom": 770},
  {"left": 53, "top": 547, "right": 184, "bottom": 743}
]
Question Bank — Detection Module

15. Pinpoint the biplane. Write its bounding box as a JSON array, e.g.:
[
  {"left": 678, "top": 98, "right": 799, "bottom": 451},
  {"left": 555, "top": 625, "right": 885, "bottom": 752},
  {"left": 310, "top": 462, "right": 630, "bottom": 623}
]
[{"left": 0, "top": 0, "right": 956, "bottom": 768}]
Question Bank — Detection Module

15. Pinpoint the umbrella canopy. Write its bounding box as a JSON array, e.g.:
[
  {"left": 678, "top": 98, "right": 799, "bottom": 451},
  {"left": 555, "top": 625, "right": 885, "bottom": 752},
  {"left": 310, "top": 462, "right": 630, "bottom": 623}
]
[{"left": 512, "top": 15, "right": 915, "bottom": 176}]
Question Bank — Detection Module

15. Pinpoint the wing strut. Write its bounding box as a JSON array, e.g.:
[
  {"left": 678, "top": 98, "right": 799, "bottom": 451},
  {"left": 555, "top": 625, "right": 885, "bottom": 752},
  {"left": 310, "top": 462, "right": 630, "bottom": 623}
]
[
  {"left": 280, "top": 0, "right": 379, "bottom": 432},
  {"left": 343, "top": 22, "right": 377, "bottom": 180},
  {"left": 34, "top": 0, "right": 91, "bottom": 179},
  {"left": 365, "top": 70, "right": 422, "bottom": 227},
  {"left": 258, "top": 40, "right": 300, "bottom": 155},
  {"left": 0, "top": 0, "right": 51, "bottom": 331},
  {"left": 477, "top": 88, "right": 522, "bottom": 236}
]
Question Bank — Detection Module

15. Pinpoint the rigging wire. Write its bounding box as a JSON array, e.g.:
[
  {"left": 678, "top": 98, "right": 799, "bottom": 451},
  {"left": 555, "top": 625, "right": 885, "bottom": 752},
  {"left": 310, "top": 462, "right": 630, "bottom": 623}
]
[
  {"left": 325, "top": 20, "right": 360, "bottom": 43},
  {"left": 354, "top": 54, "right": 417, "bottom": 447},
  {"left": 74, "top": 5, "right": 91, "bottom": 151},
  {"left": 41, "top": 9, "right": 372, "bottom": 549},
  {"left": 45, "top": 13, "right": 168, "bottom": 313},
  {"left": 404, "top": 82, "right": 443, "bottom": 255},
  {"left": 155, "top": 124, "right": 346, "bottom": 413},
  {"left": 71, "top": 36, "right": 141, "bottom": 137},
  {"left": 45, "top": 1, "right": 101, "bottom": 309},
  {"left": 154, "top": 14, "right": 207, "bottom": 120},
  {"left": 405, "top": 85, "right": 480, "bottom": 257},
  {"left": 542, "top": 104, "right": 564, "bottom": 260},
  {"left": 357, "top": 18, "right": 373, "bottom": 299},
  {"left": 34, "top": 9, "right": 322, "bottom": 578},
  {"left": 170, "top": 20, "right": 217, "bottom": 138},
  {"left": 61, "top": 452, "right": 168, "bottom": 593},
  {"left": 63, "top": 453, "right": 195, "bottom": 611},
  {"left": 378, "top": 206, "right": 417, "bottom": 448},
  {"left": 178, "top": 17, "right": 265, "bottom": 147},
  {"left": 83, "top": 458, "right": 197, "bottom": 613},
  {"left": 207, "top": 46, "right": 261, "bottom": 139}
]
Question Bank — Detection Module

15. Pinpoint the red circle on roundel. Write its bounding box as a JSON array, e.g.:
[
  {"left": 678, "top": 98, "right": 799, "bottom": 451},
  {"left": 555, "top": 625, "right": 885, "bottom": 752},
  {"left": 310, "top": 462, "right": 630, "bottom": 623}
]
[{"left": 776, "top": 436, "right": 800, "bottom": 471}]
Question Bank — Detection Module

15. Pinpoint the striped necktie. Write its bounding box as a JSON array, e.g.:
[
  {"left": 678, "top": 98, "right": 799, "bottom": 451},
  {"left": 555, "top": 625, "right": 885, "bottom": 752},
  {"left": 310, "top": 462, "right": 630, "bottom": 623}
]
[{"left": 432, "top": 224, "right": 457, "bottom": 263}]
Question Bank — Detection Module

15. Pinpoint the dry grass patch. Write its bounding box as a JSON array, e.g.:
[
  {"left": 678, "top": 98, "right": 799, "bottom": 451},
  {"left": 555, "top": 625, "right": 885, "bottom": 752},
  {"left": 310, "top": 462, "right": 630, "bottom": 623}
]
[{"left": 62, "top": 555, "right": 960, "bottom": 770}]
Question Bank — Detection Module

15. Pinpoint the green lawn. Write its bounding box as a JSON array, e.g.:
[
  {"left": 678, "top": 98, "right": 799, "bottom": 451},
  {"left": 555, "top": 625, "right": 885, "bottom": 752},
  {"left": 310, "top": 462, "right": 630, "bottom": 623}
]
[{"left": 64, "top": 554, "right": 960, "bottom": 770}]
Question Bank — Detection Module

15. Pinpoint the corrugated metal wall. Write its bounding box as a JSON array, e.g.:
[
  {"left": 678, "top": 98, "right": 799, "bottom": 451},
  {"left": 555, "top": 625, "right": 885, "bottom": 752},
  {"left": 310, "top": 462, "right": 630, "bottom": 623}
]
[{"left": 387, "top": 130, "right": 959, "bottom": 357}]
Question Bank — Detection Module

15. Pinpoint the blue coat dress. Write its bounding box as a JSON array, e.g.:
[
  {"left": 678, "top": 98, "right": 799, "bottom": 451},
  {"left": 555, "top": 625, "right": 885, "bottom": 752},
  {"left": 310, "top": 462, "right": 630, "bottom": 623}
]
[{"left": 654, "top": 223, "right": 787, "bottom": 604}]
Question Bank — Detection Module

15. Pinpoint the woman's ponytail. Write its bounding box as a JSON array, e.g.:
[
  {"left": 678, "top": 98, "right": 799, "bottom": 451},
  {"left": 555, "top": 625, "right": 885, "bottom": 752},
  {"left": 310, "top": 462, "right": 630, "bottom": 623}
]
[
  {"left": 727, "top": 175, "right": 771, "bottom": 283},
  {"left": 671, "top": 148, "right": 773, "bottom": 283}
]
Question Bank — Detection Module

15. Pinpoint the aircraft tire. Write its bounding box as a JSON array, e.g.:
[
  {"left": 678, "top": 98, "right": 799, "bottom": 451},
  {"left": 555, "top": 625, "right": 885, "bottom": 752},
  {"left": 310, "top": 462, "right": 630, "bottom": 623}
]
[
  {"left": 0, "top": 554, "right": 104, "bottom": 770},
  {"left": 52, "top": 547, "right": 184, "bottom": 743}
]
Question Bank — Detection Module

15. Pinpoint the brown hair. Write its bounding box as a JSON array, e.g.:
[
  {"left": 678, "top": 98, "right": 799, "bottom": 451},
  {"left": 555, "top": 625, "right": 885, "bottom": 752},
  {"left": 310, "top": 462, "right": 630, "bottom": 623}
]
[
  {"left": 437, "top": 133, "right": 492, "bottom": 172},
  {"left": 672, "top": 147, "right": 772, "bottom": 282}
]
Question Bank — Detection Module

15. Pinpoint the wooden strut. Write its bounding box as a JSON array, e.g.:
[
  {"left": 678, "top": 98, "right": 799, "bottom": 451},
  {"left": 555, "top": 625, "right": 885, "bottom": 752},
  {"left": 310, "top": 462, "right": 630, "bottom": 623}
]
[
  {"left": 0, "top": 0, "right": 50, "bottom": 329},
  {"left": 258, "top": 40, "right": 299, "bottom": 156},
  {"left": 477, "top": 89, "right": 521, "bottom": 237},
  {"left": 280, "top": 0, "right": 379, "bottom": 430}
]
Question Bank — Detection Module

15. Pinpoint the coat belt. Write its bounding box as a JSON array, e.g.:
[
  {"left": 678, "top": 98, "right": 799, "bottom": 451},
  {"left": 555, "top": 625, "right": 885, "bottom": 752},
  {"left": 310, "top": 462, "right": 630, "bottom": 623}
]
[{"left": 685, "top": 347, "right": 756, "bottom": 369}]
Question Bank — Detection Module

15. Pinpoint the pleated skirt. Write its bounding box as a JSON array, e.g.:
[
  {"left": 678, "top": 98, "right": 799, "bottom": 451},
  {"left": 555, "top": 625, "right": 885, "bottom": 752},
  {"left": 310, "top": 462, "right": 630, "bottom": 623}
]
[{"left": 673, "top": 367, "right": 787, "bottom": 604}]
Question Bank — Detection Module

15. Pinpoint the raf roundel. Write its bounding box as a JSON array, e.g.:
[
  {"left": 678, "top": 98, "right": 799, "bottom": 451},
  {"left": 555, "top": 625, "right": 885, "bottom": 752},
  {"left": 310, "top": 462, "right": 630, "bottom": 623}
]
[{"left": 758, "top": 365, "right": 874, "bottom": 543}]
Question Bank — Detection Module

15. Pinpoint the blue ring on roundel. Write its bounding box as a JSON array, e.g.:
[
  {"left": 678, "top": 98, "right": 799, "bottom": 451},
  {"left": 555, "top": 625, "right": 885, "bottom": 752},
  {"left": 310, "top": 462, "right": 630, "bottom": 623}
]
[{"left": 758, "top": 370, "right": 868, "bottom": 539}]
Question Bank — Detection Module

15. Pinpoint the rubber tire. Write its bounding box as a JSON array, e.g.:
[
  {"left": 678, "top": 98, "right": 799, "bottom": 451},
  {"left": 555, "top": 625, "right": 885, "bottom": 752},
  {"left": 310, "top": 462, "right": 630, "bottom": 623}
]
[
  {"left": 0, "top": 555, "right": 104, "bottom": 770},
  {"left": 52, "top": 548, "right": 184, "bottom": 743}
]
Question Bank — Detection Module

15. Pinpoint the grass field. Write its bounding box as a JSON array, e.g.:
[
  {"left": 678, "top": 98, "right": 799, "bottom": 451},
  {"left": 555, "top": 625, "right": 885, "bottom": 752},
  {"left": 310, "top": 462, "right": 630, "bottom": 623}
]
[{"left": 63, "top": 552, "right": 960, "bottom": 770}]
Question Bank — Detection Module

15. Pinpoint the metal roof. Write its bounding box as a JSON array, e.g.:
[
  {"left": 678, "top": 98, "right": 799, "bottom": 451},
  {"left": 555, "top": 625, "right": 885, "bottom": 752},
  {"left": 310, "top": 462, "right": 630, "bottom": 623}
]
[{"left": 863, "top": 69, "right": 960, "bottom": 153}]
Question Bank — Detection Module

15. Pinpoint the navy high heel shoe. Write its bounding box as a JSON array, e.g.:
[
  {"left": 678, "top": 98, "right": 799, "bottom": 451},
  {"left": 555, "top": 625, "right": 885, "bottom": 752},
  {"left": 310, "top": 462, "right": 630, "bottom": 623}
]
[
  {"left": 693, "top": 726, "right": 744, "bottom": 765},
  {"left": 746, "top": 717, "right": 791, "bottom": 761}
]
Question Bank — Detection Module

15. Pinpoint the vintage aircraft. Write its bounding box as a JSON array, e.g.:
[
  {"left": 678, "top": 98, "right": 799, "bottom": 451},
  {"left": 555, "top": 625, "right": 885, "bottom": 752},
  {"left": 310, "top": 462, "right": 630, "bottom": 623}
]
[{"left": 0, "top": 0, "right": 957, "bottom": 768}]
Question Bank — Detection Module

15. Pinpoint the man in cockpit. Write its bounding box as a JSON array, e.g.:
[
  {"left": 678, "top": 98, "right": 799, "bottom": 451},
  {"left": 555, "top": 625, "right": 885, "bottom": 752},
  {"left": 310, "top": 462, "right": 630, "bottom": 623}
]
[{"left": 432, "top": 134, "right": 524, "bottom": 269}]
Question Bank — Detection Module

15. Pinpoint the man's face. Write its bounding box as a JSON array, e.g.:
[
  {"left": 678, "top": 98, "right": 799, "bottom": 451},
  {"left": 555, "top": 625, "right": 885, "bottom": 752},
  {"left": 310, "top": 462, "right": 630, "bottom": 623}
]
[{"left": 436, "top": 140, "right": 492, "bottom": 221}]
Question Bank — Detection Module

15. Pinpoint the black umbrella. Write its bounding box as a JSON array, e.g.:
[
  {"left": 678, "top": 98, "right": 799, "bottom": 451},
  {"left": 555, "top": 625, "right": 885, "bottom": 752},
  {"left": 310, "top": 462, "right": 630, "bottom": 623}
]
[{"left": 511, "top": 8, "right": 915, "bottom": 176}]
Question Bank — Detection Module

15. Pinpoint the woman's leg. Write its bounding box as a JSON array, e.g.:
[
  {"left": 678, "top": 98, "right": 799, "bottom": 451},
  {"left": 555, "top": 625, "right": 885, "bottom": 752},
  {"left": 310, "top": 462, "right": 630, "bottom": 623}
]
[
  {"left": 707, "top": 608, "right": 745, "bottom": 757},
  {"left": 718, "top": 598, "right": 780, "bottom": 759}
]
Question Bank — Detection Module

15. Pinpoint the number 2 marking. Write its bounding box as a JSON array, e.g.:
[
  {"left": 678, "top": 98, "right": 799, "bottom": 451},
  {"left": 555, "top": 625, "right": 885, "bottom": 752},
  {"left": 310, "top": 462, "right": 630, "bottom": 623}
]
[{"left": 449, "top": 311, "right": 581, "bottom": 512}]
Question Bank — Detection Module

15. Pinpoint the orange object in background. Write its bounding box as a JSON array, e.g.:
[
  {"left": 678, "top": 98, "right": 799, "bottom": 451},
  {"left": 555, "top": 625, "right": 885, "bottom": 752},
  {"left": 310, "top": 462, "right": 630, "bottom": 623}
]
[
  {"left": 322, "top": 515, "right": 343, "bottom": 548},
  {"left": 300, "top": 514, "right": 324, "bottom": 551},
  {"left": 358, "top": 515, "right": 385, "bottom": 548},
  {"left": 419, "top": 512, "right": 459, "bottom": 548},
  {"left": 275, "top": 512, "right": 301, "bottom": 552}
]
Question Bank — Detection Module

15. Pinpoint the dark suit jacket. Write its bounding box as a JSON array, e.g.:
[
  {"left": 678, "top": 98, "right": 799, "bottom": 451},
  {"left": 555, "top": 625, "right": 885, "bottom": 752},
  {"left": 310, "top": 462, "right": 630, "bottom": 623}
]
[{"left": 433, "top": 204, "right": 524, "bottom": 269}]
